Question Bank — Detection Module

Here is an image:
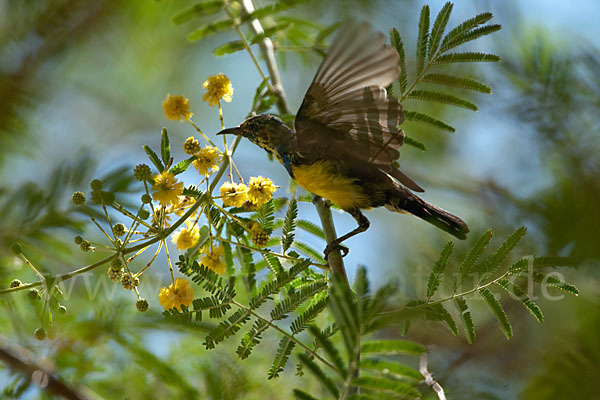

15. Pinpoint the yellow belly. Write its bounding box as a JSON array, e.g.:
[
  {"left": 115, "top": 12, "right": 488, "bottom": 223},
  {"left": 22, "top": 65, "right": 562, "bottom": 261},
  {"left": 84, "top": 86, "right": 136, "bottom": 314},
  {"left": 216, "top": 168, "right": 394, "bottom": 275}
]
[{"left": 292, "top": 161, "right": 370, "bottom": 210}]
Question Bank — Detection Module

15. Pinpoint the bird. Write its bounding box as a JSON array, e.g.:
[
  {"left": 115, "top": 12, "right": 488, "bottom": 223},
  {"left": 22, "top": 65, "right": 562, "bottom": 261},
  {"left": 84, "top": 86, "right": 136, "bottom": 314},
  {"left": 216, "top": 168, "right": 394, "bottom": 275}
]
[{"left": 218, "top": 22, "right": 469, "bottom": 258}]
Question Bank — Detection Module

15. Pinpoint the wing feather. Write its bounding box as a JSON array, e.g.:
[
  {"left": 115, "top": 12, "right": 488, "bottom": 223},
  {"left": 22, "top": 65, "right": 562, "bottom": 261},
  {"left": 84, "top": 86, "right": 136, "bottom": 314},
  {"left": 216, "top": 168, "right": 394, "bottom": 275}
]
[{"left": 295, "top": 21, "right": 422, "bottom": 191}]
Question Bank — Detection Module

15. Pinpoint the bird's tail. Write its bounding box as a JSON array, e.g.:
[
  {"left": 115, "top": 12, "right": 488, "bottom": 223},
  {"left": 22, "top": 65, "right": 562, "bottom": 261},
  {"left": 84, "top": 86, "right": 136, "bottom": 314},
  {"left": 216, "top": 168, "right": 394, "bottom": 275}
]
[{"left": 387, "top": 192, "right": 469, "bottom": 239}]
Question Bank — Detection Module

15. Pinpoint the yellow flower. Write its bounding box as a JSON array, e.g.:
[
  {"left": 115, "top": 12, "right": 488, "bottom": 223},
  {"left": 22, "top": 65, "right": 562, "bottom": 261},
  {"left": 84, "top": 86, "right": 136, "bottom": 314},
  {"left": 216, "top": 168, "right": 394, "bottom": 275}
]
[
  {"left": 200, "top": 245, "right": 226, "bottom": 274},
  {"left": 158, "top": 278, "right": 194, "bottom": 311},
  {"left": 152, "top": 171, "right": 184, "bottom": 206},
  {"left": 220, "top": 182, "right": 248, "bottom": 207},
  {"left": 247, "top": 176, "right": 277, "bottom": 206},
  {"left": 171, "top": 220, "right": 200, "bottom": 250},
  {"left": 167, "top": 195, "right": 196, "bottom": 216},
  {"left": 193, "top": 146, "right": 222, "bottom": 176},
  {"left": 162, "top": 94, "right": 193, "bottom": 121},
  {"left": 203, "top": 73, "right": 233, "bottom": 107}
]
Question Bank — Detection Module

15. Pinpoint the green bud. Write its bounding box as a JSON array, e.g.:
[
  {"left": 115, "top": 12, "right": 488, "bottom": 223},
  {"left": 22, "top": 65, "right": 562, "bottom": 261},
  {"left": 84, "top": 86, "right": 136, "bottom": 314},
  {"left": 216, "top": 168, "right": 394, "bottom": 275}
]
[
  {"left": 58, "top": 305, "right": 67, "bottom": 314},
  {"left": 113, "top": 223, "right": 126, "bottom": 237},
  {"left": 134, "top": 164, "right": 152, "bottom": 181},
  {"left": 138, "top": 209, "right": 150, "bottom": 220},
  {"left": 71, "top": 191, "right": 86, "bottom": 205},
  {"left": 136, "top": 299, "right": 149, "bottom": 312},
  {"left": 27, "top": 289, "right": 41, "bottom": 300},
  {"left": 34, "top": 328, "right": 46, "bottom": 340},
  {"left": 10, "top": 243, "right": 23, "bottom": 256},
  {"left": 9, "top": 279, "right": 22, "bottom": 288},
  {"left": 74, "top": 236, "right": 83, "bottom": 245},
  {"left": 90, "top": 179, "right": 103, "bottom": 191},
  {"left": 141, "top": 194, "right": 152, "bottom": 204}
]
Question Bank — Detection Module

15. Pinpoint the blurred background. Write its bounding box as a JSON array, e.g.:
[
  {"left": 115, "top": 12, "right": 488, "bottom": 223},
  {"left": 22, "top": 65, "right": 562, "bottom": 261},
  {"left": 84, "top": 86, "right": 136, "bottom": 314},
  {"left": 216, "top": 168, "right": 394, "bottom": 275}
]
[{"left": 1, "top": 0, "right": 598, "bottom": 398}]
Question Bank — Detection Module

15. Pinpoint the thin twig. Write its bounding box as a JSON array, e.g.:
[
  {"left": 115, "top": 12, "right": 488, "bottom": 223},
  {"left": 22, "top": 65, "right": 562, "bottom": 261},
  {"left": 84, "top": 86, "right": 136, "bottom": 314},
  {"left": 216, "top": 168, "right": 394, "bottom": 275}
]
[{"left": 420, "top": 351, "right": 447, "bottom": 400}]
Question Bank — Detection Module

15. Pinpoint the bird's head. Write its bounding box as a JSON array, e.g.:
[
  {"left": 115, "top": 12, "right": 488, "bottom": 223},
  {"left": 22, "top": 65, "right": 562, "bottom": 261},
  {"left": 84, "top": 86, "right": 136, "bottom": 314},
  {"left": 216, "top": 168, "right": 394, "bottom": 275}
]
[{"left": 217, "top": 114, "right": 294, "bottom": 156}]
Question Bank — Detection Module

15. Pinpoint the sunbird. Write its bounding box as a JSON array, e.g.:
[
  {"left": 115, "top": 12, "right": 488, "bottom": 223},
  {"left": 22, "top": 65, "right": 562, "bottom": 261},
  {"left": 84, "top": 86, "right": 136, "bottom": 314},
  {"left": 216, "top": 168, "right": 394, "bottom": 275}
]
[{"left": 218, "top": 22, "right": 469, "bottom": 257}]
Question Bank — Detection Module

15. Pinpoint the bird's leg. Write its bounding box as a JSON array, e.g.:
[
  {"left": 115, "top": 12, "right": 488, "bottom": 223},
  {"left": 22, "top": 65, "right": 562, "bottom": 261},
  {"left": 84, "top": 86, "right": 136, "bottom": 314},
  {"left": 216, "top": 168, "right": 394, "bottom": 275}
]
[{"left": 324, "top": 209, "right": 370, "bottom": 259}]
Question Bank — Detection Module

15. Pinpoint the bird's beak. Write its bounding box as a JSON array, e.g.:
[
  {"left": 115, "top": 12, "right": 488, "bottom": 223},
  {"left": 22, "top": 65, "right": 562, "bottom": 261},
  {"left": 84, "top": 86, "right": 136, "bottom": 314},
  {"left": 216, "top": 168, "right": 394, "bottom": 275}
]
[{"left": 216, "top": 127, "right": 242, "bottom": 136}]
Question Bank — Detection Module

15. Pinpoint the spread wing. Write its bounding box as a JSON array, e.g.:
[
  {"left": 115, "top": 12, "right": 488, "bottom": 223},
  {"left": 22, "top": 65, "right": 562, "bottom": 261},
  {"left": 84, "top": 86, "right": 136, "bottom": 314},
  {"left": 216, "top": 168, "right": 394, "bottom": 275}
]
[{"left": 294, "top": 22, "right": 423, "bottom": 192}]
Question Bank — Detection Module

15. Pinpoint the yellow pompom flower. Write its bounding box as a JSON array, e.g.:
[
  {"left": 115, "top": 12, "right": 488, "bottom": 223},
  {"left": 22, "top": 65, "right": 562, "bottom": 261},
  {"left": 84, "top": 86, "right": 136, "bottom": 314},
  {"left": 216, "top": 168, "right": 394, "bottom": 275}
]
[
  {"left": 247, "top": 176, "right": 277, "bottom": 206},
  {"left": 203, "top": 73, "right": 233, "bottom": 107},
  {"left": 220, "top": 182, "right": 248, "bottom": 207},
  {"left": 152, "top": 171, "right": 184, "bottom": 206},
  {"left": 200, "top": 245, "right": 226, "bottom": 274},
  {"left": 158, "top": 278, "right": 194, "bottom": 311},
  {"left": 167, "top": 195, "right": 196, "bottom": 216},
  {"left": 162, "top": 94, "right": 193, "bottom": 121},
  {"left": 193, "top": 146, "right": 222, "bottom": 176},
  {"left": 171, "top": 220, "right": 200, "bottom": 250}
]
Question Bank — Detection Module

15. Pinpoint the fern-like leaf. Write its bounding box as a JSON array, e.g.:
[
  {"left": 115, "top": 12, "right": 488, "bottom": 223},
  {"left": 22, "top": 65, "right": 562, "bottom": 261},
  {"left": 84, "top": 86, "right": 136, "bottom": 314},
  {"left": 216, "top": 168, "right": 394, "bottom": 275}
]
[
  {"left": 270, "top": 281, "right": 327, "bottom": 321},
  {"left": 407, "top": 89, "right": 478, "bottom": 110},
  {"left": 478, "top": 288, "right": 513, "bottom": 339},
  {"left": 442, "top": 24, "right": 501, "bottom": 52},
  {"left": 474, "top": 226, "right": 527, "bottom": 276},
  {"left": 433, "top": 52, "right": 500, "bottom": 64},
  {"left": 308, "top": 325, "right": 347, "bottom": 378},
  {"left": 188, "top": 19, "right": 234, "bottom": 41},
  {"left": 268, "top": 336, "right": 296, "bottom": 379},
  {"left": 172, "top": 1, "right": 222, "bottom": 25},
  {"left": 256, "top": 200, "right": 275, "bottom": 234},
  {"left": 292, "top": 241, "right": 326, "bottom": 263},
  {"left": 281, "top": 198, "right": 298, "bottom": 252},
  {"left": 416, "top": 5, "right": 430, "bottom": 75},
  {"left": 290, "top": 297, "right": 328, "bottom": 334},
  {"left": 403, "top": 135, "right": 428, "bottom": 151},
  {"left": 440, "top": 12, "right": 493, "bottom": 51},
  {"left": 352, "top": 377, "right": 420, "bottom": 399},
  {"left": 404, "top": 110, "right": 455, "bottom": 133},
  {"left": 423, "top": 72, "right": 492, "bottom": 93},
  {"left": 359, "top": 358, "right": 422, "bottom": 381},
  {"left": 236, "top": 319, "right": 268, "bottom": 359},
  {"left": 390, "top": 27, "right": 407, "bottom": 94},
  {"left": 297, "top": 353, "right": 339, "bottom": 398},
  {"left": 426, "top": 241, "right": 454, "bottom": 300},
  {"left": 292, "top": 389, "right": 319, "bottom": 400},
  {"left": 428, "top": 2, "right": 453, "bottom": 58},
  {"left": 496, "top": 279, "right": 544, "bottom": 322},
  {"left": 454, "top": 297, "right": 475, "bottom": 343},
  {"left": 296, "top": 219, "right": 325, "bottom": 239}
]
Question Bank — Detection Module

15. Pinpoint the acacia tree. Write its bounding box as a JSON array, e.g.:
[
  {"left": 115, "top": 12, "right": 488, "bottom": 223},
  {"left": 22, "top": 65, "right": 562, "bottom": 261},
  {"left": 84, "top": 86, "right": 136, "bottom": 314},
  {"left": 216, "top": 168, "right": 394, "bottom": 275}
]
[{"left": 1, "top": 2, "right": 579, "bottom": 399}]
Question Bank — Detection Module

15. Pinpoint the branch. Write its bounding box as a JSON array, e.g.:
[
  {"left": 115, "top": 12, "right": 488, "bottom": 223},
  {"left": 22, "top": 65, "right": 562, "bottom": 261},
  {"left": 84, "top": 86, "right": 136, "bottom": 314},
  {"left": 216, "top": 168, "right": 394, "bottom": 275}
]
[
  {"left": 0, "top": 336, "right": 101, "bottom": 400},
  {"left": 420, "top": 351, "right": 447, "bottom": 400},
  {"left": 239, "top": 0, "right": 347, "bottom": 282}
]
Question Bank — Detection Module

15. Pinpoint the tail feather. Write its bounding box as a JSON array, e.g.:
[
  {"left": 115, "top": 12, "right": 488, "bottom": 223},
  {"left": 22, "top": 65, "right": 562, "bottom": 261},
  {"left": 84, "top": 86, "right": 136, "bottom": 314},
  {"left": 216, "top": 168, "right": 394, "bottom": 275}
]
[{"left": 389, "top": 192, "right": 469, "bottom": 239}]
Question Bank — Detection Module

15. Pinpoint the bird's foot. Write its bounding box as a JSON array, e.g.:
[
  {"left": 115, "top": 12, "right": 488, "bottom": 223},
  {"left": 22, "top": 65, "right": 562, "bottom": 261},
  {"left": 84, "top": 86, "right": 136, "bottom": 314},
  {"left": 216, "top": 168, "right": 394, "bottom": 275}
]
[{"left": 324, "top": 242, "right": 349, "bottom": 260}]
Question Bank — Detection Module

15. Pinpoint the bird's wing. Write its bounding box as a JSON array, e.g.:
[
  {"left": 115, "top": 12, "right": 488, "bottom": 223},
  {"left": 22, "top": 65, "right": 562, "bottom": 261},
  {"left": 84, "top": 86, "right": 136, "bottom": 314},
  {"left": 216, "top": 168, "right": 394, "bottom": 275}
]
[{"left": 294, "top": 22, "right": 423, "bottom": 192}]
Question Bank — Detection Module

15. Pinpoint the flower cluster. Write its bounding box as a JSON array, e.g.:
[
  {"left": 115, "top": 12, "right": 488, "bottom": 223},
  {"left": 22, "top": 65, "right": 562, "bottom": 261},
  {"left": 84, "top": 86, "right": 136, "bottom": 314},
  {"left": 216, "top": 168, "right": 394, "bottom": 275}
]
[
  {"left": 247, "top": 176, "right": 277, "bottom": 206},
  {"left": 158, "top": 278, "right": 194, "bottom": 311},
  {"left": 171, "top": 220, "right": 200, "bottom": 250},
  {"left": 200, "top": 245, "right": 226, "bottom": 274},
  {"left": 152, "top": 171, "right": 184, "bottom": 206},
  {"left": 203, "top": 73, "right": 233, "bottom": 107},
  {"left": 219, "top": 182, "right": 248, "bottom": 207},
  {"left": 162, "top": 94, "right": 193, "bottom": 121},
  {"left": 192, "top": 145, "right": 222, "bottom": 176}
]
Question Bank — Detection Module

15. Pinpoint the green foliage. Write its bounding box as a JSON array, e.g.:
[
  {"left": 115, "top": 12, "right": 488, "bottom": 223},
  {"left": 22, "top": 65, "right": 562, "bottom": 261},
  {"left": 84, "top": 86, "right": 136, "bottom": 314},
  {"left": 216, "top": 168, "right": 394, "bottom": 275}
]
[
  {"left": 281, "top": 198, "right": 298, "bottom": 252},
  {"left": 390, "top": 2, "right": 500, "bottom": 139},
  {"left": 380, "top": 227, "right": 578, "bottom": 342}
]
